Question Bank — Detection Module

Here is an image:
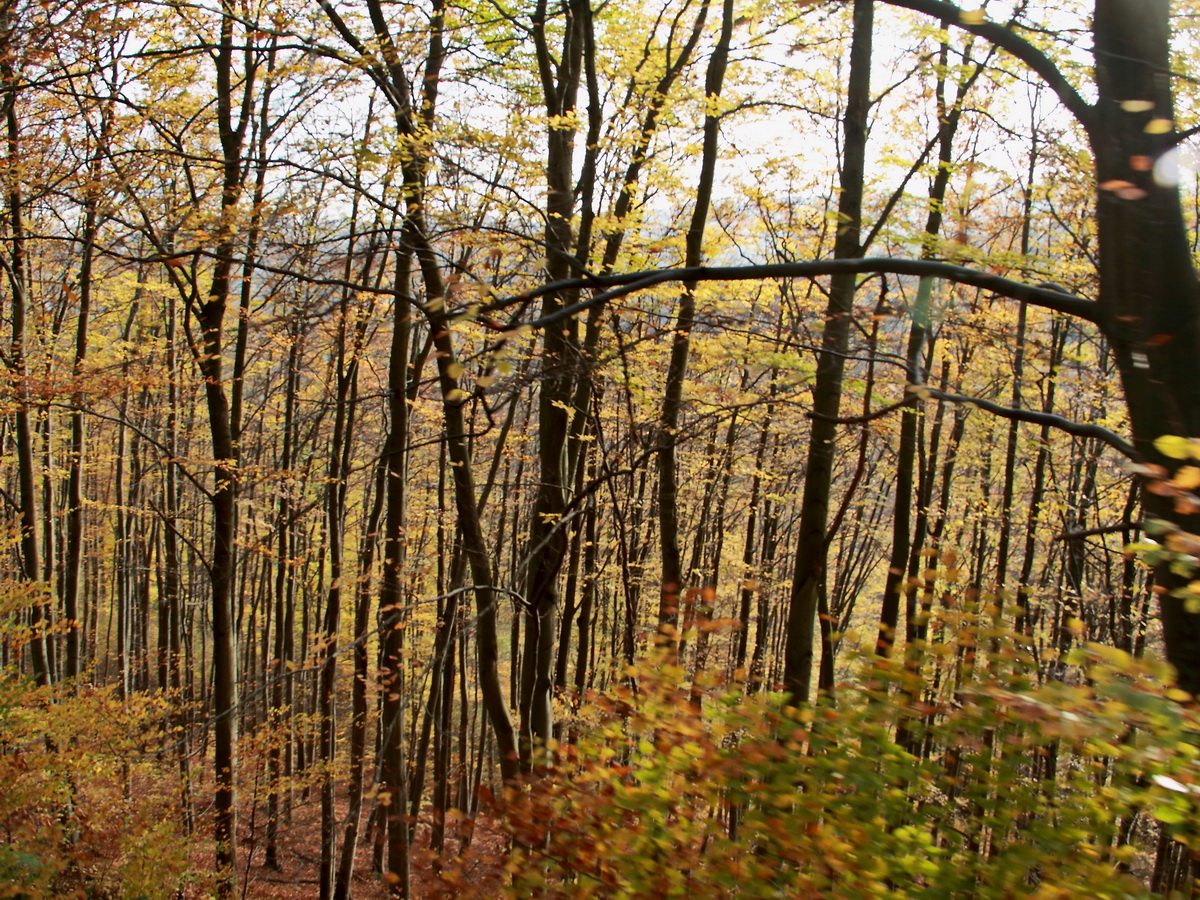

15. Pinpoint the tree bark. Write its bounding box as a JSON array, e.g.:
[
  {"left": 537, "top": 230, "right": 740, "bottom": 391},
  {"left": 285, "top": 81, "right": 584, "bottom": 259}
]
[
  {"left": 782, "top": 0, "right": 873, "bottom": 705},
  {"left": 658, "top": 0, "right": 734, "bottom": 637},
  {"left": 1088, "top": 0, "right": 1200, "bottom": 693}
]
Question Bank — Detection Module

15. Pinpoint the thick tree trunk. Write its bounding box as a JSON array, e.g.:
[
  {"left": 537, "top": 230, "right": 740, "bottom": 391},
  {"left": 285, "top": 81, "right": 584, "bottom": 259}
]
[
  {"left": 202, "top": 6, "right": 253, "bottom": 892},
  {"left": 1089, "top": 0, "right": 1200, "bottom": 693}
]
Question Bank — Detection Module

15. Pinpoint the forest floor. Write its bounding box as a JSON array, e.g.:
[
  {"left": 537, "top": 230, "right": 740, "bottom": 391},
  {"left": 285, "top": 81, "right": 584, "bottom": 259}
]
[{"left": 185, "top": 791, "right": 507, "bottom": 898}]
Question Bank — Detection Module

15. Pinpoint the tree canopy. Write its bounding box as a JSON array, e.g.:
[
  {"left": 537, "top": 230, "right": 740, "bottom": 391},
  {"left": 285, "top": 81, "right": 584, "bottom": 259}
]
[{"left": 4, "top": 0, "right": 1200, "bottom": 897}]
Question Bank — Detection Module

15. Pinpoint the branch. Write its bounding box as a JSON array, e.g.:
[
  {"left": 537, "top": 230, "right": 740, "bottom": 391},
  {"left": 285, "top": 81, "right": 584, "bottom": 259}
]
[
  {"left": 315, "top": 0, "right": 406, "bottom": 114},
  {"left": 881, "top": 0, "right": 1094, "bottom": 129},
  {"left": 810, "top": 395, "right": 913, "bottom": 425},
  {"left": 917, "top": 386, "right": 1138, "bottom": 460},
  {"left": 492, "top": 257, "right": 1098, "bottom": 331},
  {"left": 1056, "top": 521, "right": 1143, "bottom": 542}
]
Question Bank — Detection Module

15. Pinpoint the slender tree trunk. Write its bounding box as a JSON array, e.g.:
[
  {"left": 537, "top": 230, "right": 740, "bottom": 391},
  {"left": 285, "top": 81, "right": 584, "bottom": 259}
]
[
  {"left": 782, "top": 0, "right": 873, "bottom": 704},
  {"left": 332, "top": 105, "right": 388, "bottom": 900},
  {"left": 379, "top": 244, "right": 414, "bottom": 897},
  {"left": 1, "top": 28, "right": 48, "bottom": 686},
  {"left": 658, "top": 0, "right": 734, "bottom": 637},
  {"left": 62, "top": 178, "right": 101, "bottom": 681},
  {"left": 735, "top": 376, "right": 776, "bottom": 676},
  {"left": 519, "top": 0, "right": 587, "bottom": 772},
  {"left": 264, "top": 340, "right": 299, "bottom": 871},
  {"left": 573, "top": 487, "right": 599, "bottom": 696}
]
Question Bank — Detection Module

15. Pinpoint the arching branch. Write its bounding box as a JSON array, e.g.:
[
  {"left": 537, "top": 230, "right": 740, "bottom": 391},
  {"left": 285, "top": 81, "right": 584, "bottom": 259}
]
[
  {"left": 490, "top": 257, "right": 1098, "bottom": 331},
  {"left": 882, "top": 0, "right": 1095, "bottom": 129},
  {"left": 810, "top": 379, "right": 1137, "bottom": 460},
  {"left": 918, "top": 385, "right": 1138, "bottom": 460}
]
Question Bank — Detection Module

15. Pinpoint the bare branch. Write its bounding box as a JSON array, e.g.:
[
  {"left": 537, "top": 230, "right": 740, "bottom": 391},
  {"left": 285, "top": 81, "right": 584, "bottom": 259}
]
[
  {"left": 1057, "top": 521, "right": 1143, "bottom": 541},
  {"left": 882, "top": 0, "right": 1094, "bottom": 128},
  {"left": 917, "top": 386, "right": 1138, "bottom": 460},
  {"left": 492, "top": 257, "right": 1098, "bottom": 332}
]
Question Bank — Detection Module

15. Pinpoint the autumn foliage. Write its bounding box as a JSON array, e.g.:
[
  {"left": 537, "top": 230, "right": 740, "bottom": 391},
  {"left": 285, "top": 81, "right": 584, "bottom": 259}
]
[{"left": 455, "top": 640, "right": 1200, "bottom": 899}]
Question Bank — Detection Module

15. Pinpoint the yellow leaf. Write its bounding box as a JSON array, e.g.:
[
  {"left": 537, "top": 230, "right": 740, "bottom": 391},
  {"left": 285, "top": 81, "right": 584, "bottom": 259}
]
[
  {"left": 959, "top": 7, "right": 985, "bottom": 24},
  {"left": 1120, "top": 100, "right": 1155, "bottom": 113},
  {"left": 1145, "top": 118, "right": 1173, "bottom": 134},
  {"left": 1090, "top": 643, "right": 1132, "bottom": 668},
  {"left": 446, "top": 362, "right": 464, "bottom": 379},
  {"left": 1176, "top": 466, "right": 1200, "bottom": 490},
  {"left": 1155, "top": 435, "right": 1192, "bottom": 459}
]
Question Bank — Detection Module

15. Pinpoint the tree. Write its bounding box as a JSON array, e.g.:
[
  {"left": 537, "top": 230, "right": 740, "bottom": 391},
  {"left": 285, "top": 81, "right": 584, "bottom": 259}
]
[{"left": 781, "top": 0, "right": 874, "bottom": 706}]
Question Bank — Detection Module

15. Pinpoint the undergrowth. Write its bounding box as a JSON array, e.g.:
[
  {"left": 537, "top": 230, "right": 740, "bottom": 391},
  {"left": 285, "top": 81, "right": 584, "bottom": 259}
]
[{"left": 439, "top": 640, "right": 1200, "bottom": 899}]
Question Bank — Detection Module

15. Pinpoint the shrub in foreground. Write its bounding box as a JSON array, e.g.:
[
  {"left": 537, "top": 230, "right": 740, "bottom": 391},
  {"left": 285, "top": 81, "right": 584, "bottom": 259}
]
[{"left": 452, "top": 646, "right": 1200, "bottom": 899}]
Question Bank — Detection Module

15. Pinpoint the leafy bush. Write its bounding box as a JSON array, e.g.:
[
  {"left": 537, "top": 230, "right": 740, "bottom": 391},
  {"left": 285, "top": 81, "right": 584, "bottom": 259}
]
[
  {"left": 449, "top": 644, "right": 1200, "bottom": 899},
  {"left": 0, "top": 676, "right": 196, "bottom": 899}
]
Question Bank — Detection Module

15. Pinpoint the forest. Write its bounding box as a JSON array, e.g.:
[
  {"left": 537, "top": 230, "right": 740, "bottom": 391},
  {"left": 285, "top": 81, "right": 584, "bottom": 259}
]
[{"left": 6, "top": 0, "right": 1200, "bottom": 896}]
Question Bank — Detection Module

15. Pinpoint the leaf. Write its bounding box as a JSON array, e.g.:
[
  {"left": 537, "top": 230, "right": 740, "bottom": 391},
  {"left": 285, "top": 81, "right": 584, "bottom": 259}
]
[
  {"left": 1089, "top": 644, "right": 1132, "bottom": 668},
  {"left": 1145, "top": 118, "right": 1174, "bottom": 134},
  {"left": 1120, "top": 100, "right": 1155, "bottom": 113},
  {"left": 1154, "top": 435, "right": 1193, "bottom": 459},
  {"left": 1143, "top": 519, "right": 1179, "bottom": 537},
  {"left": 1152, "top": 803, "right": 1187, "bottom": 824},
  {"left": 959, "top": 8, "right": 985, "bottom": 24}
]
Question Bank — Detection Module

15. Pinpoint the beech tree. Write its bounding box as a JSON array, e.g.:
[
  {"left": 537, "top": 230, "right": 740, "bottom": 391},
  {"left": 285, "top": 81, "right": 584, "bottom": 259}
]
[{"left": 8, "top": 0, "right": 1200, "bottom": 896}]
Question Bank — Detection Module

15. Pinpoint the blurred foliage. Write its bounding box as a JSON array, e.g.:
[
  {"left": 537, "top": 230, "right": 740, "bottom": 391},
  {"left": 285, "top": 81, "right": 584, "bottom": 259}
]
[{"left": 439, "top": 636, "right": 1200, "bottom": 899}]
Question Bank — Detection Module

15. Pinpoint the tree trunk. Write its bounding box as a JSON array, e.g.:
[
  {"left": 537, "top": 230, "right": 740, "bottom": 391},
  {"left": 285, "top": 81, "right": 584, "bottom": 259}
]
[
  {"left": 200, "top": 5, "right": 254, "bottom": 891},
  {"left": 1088, "top": 0, "right": 1200, "bottom": 693},
  {"left": 1, "top": 23, "right": 48, "bottom": 687},
  {"left": 519, "top": 0, "right": 587, "bottom": 772},
  {"left": 782, "top": 0, "right": 873, "bottom": 705},
  {"left": 658, "top": 0, "right": 734, "bottom": 636}
]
